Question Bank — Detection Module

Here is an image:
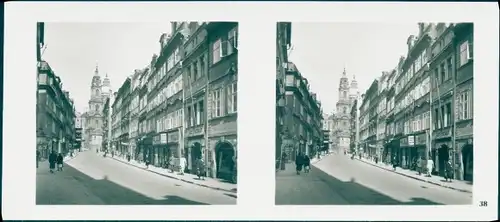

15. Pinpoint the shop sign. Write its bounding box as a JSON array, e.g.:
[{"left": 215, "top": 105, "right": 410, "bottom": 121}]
[
  {"left": 153, "top": 136, "right": 160, "bottom": 145},
  {"left": 408, "top": 135, "right": 415, "bottom": 146},
  {"left": 186, "top": 125, "right": 205, "bottom": 137},
  {"left": 168, "top": 131, "right": 179, "bottom": 143},
  {"left": 415, "top": 133, "right": 426, "bottom": 145},
  {"left": 160, "top": 133, "right": 167, "bottom": 144},
  {"left": 400, "top": 137, "right": 408, "bottom": 146}
]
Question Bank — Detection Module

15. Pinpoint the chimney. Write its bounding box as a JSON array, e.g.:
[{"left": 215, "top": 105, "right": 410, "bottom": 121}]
[
  {"left": 171, "top": 22, "right": 177, "bottom": 34},
  {"left": 407, "top": 35, "right": 416, "bottom": 52},
  {"left": 159, "top": 33, "right": 167, "bottom": 48},
  {"left": 151, "top": 54, "right": 158, "bottom": 67}
]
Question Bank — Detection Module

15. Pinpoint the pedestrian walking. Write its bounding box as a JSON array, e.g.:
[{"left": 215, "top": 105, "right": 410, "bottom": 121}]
[
  {"left": 196, "top": 157, "right": 205, "bottom": 180},
  {"left": 392, "top": 156, "right": 398, "bottom": 171},
  {"left": 56, "top": 153, "right": 64, "bottom": 171},
  {"left": 179, "top": 157, "right": 187, "bottom": 175},
  {"left": 303, "top": 154, "right": 311, "bottom": 174},
  {"left": 48, "top": 151, "right": 57, "bottom": 173},
  {"left": 295, "top": 153, "right": 303, "bottom": 175},
  {"left": 145, "top": 155, "right": 150, "bottom": 169},
  {"left": 168, "top": 154, "right": 175, "bottom": 173},
  {"left": 416, "top": 157, "right": 422, "bottom": 175},
  {"left": 444, "top": 160, "right": 453, "bottom": 182},
  {"left": 36, "top": 150, "right": 40, "bottom": 168},
  {"left": 280, "top": 152, "right": 287, "bottom": 170},
  {"left": 426, "top": 158, "right": 434, "bottom": 177}
]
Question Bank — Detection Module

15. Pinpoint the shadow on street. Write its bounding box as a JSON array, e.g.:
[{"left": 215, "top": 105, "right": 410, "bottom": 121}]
[
  {"left": 36, "top": 162, "right": 208, "bottom": 205},
  {"left": 276, "top": 164, "right": 442, "bottom": 205}
]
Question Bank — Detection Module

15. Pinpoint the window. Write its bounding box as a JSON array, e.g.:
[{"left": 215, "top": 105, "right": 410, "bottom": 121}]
[
  {"left": 434, "top": 108, "right": 440, "bottom": 129},
  {"left": 460, "top": 90, "right": 472, "bottom": 120},
  {"left": 193, "top": 61, "right": 198, "bottom": 80},
  {"left": 198, "top": 100, "right": 204, "bottom": 125},
  {"left": 445, "top": 103, "right": 452, "bottom": 127},
  {"left": 285, "top": 75, "right": 295, "bottom": 86},
  {"left": 199, "top": 55, "right": 206, "bottom": 77},
  {"left": 174, "top": 47, "right": 181, "bottom": 64},
  {"left": 227, "top": 27, "right": 238, "bottom": 55},
  {"left": 459, "top": 40, "right": 472, "bottom": 67},
  {"left": 212, "top": 39, "right": 222, "bottom": 64},
  {"left": 187, "top": 106, "right": 193, "bottom": 127},
  {"left": 342, "top": 91, "right": 347, "bottom": 98},
  {"left": 446, "top": 57, "right": 453, "bottom": 80},
  {"left": 213, "top": 89, "right": 223, "bottom": 117},
  {"left": 441, "top": 105, "right": 446, "bottom": 127},
  {"left": 167, "top": 55, "right": 174, "bottom": 71},
  {"left": 440, "top": 62, "right": 446, "bottom": 84},
  {"left": 227, "top": 83, "right": 237, "bottom": 113},
  {"left": 343, "top": 107, "right": 347, "bottom": 114},
  {"left": 38, "top": 73, "right": 47, "bottom": 84}
]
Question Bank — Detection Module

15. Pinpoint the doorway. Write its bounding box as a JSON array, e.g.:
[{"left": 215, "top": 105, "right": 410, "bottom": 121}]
[
  {"left": 215, "top": 141, "right": 235, "bottom": 180},
  {"left": 462, "top": 144, "right": 473, "bottom": 182},
  {"left": 438, "top": 144, "right": 450, "bottom": 176},
  {"left": 191, "top": 142, "right": 202, "bottom": 172}
]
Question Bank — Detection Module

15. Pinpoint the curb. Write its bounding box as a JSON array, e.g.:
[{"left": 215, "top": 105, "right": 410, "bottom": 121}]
[
  {"left": 108, "top": 156, "right": 237, "bottom": 194},
  {"left": 356, "top": 158, "right": 472, "bottom": 194}
]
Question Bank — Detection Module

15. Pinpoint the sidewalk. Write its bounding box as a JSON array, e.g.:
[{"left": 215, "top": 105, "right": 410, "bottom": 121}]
[
  {"left": 356, "top": 157, "right": 472, "bottom": 193},
  {"left": 107, "top": 155, "right": 237, "bottom": 194}
]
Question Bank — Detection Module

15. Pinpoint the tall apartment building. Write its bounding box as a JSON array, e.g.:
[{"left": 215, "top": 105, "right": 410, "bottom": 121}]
[
  {"left": 276, "top": 22, "right": 292, "bottom": 160},
  {"left": 36, "top": 61, "right": 76, "bottom": 158},
  {"left": 111, "top": 78, "right": 131, "bottom": 155},
  {"left": 358, "top": 23, "right": 473, "bottom": 181},
  {"left": 206, "top": 22, "right": 238, "bottom": 181},
  {"left": 113, "top": 22, "right": 239, "bottom": 183},
  {"left": 282, "top": 62, "right": 323, "bottom": 161}
]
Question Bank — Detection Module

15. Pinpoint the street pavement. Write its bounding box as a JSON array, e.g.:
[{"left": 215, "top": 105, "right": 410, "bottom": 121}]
[
  {"left": 36, "top": 151, "right": 236, "bottom": 205},
  {"left": 275, "top": 153, "right": 472, "bottom": 205}
]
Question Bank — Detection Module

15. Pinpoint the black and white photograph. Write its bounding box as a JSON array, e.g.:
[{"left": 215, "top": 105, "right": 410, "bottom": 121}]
[
  {"left": 36, "top": 22, "right": 238, "bottom": 205},
  {"left": 275, "top": 22, "right": 474, "bottom": 205}
]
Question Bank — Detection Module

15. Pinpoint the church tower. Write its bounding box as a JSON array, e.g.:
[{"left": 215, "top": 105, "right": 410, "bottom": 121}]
[
  {"left": 334, "top": 67, "right": 352, "bottom": 152},
  {"left": 349, "top": 73, "right": 359, "bottom": 105},
  {"left": 89, "top": 64, "right": 103, "bottom": 113},
  {"left": 102, "top": 73, "right": 112, "bottom": 98},
  {"left": 83, "top": 63, "right": 107, "bottom": 152},
  {"left": 336, "top": 68, "right": 351, "bottom": 116}
]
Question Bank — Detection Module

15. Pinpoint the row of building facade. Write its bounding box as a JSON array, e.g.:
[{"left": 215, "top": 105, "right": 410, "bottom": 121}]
[
  {"left": 36, "top": 23, "right": 78, "bottom": 158},
  {"left": 102, "top": 22, "right": 238, "bottom": 183},
  {"left": 276, "top": 22, "right": 325, "bottom": 162},
  {"left": 352, "top": 23, "right": 474, "bottom": 181}
]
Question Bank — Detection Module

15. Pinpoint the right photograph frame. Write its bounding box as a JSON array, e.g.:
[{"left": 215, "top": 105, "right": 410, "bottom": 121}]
[{"left": 275, "top": 22, "right": 474, "bottom": 205}]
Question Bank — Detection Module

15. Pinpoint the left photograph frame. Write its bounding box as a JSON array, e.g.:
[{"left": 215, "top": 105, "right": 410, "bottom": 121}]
[{"left": 35, "top": 21, "right": 238, "bottom": 205}]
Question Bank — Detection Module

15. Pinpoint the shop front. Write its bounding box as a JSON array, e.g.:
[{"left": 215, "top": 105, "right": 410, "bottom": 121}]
[
  {"left": 141, "top": 134, "right": 153, "bottom": 164},
  {"left": 152, "top": 135, "right": 160, "bottom": 166},
  {"left": 399, "top": 137, "right": 409, "bottom": 168},
  {"left": 166, "top": 129, "right": 182, "bottom": 171},
  {"left": 185, "top": 125, "right": 206, "bottom": 173}
]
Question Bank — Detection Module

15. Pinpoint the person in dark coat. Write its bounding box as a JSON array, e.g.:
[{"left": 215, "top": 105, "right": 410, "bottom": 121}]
[
  {"left": 36, "top": 150, "right": 40, "bottom": 168},
  {"left": 444, "top": 160, "right": 453, "bottom": 182},
  {"left": 392, "top": 156, "right": 398, "bottom": 171},
  {"left": 303, "top": 154, "right": 311, "bottom": 173},
  {"left": 295, "top": 153, "right": 303, "bottom": 175},
  {"left": 56, "top": 153, "right": 64, "bottom": 171},
  {"left": 280, "top": 152, "right": 287, "bottom": 170},
  {"left": 48, "top": 150, "right": 57, "bottom": 173}
]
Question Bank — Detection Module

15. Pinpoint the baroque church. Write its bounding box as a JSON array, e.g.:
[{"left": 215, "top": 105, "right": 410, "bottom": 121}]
[
  {"left": 81, "top": 64, "right": 111, "bottom": 152},
  {"left": 331, "top": 68, "right": 359, "bottom": 152}
]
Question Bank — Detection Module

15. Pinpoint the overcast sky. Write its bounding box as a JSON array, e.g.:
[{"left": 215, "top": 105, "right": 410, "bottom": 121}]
[
  {"left": 43, "top": 23, "right": 172, "bottom": 113},
  {"left": 288, "top": 22, "right": 419, "bottom": 114}
]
